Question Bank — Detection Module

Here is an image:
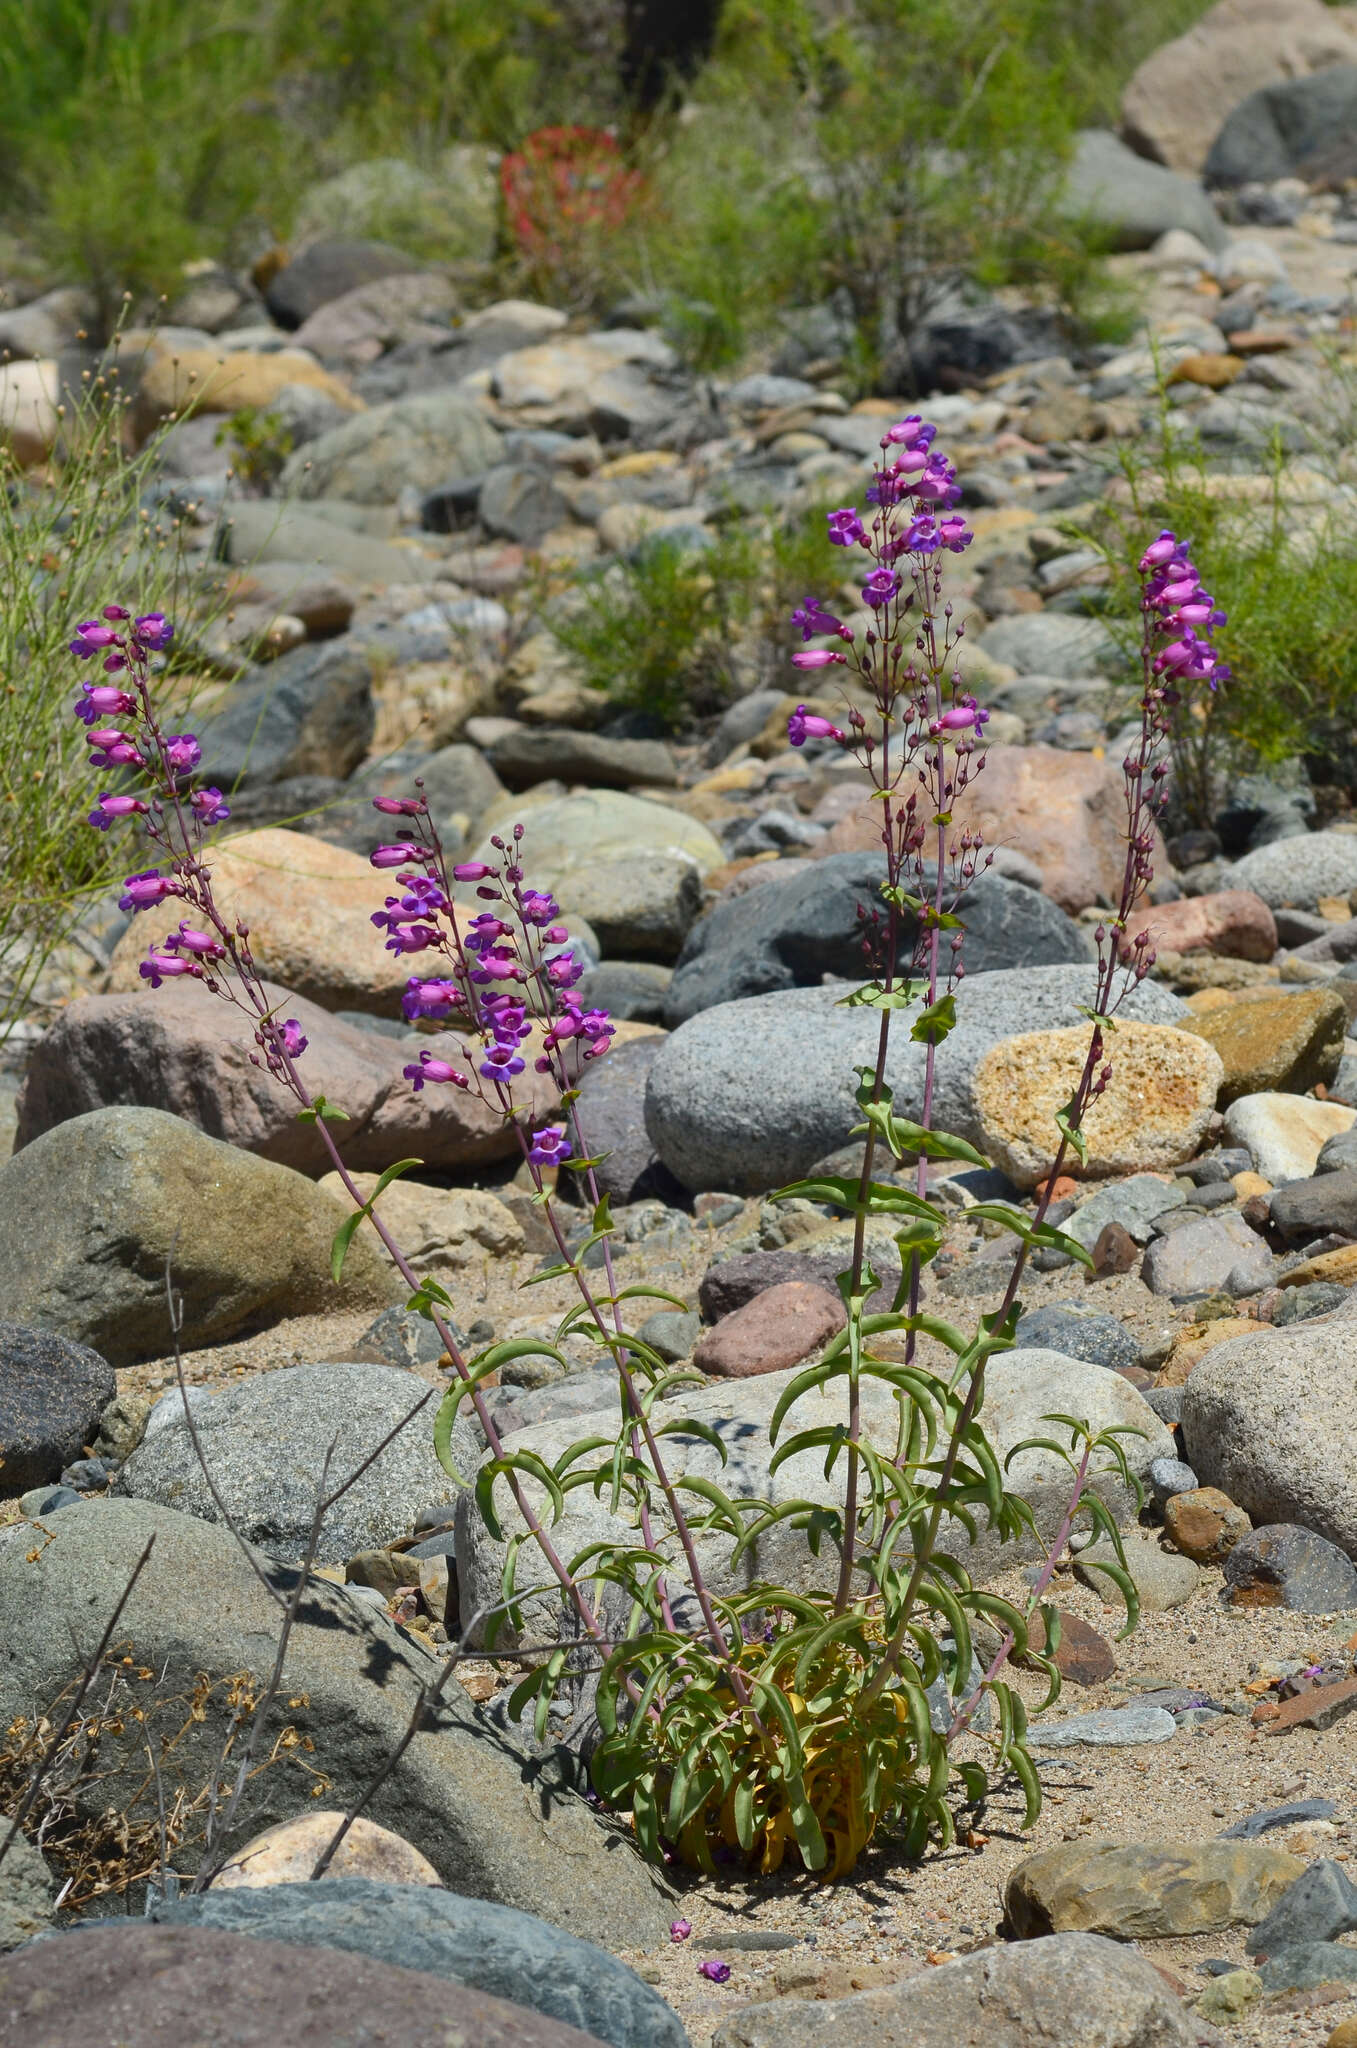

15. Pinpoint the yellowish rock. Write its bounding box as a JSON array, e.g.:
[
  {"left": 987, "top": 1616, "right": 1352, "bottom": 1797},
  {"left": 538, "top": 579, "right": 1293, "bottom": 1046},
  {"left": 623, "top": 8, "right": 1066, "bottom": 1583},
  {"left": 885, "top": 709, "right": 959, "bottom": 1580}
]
[
  {"left": 1232, "top": 1169, "right": 1272, "bottom": 1200},
  {"left": 1158, "top": 1317, "right": 1257, "bottom": 1386},
  {"left": 211, "top": 1811, "right": 440, "bottom": 1891},
  {"left": 1167, "top": 352, "right": 1245, "bottom": 389},
  {"left": 972, "top": 1021, "right": 1224, "bottom": 1189},
  {"left": 318, "top": 1169, "right": 524, "bottom": 1270},
  {"left": 1277, "top": 1241, "right": 1357, "bottom": 1290},
  {"left": 135, "top": 345, "right": 362, "bottom": 434}
]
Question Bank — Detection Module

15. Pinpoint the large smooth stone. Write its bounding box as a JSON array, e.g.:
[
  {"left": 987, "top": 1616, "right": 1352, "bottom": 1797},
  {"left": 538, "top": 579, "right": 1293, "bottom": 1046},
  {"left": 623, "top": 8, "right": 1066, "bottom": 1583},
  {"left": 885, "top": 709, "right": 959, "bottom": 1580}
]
[
  {"left": 0, "top": 1107, "right": 398, "bottom": 1366},
  {"left": 644, "top": 966, "right": 1187, "bottom": 1195}
]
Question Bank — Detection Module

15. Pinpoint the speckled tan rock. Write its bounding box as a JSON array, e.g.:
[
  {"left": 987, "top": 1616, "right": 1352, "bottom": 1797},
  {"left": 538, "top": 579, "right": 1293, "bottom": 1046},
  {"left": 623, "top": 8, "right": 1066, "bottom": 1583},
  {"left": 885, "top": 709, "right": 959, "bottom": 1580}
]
[
  {"left": 1180, "top": 986, "right": 1346, "bottom": 1103},
  {"left": 1005, "top": 1838, "right": 1305, "bottom": 1939},
  {"left": 211, "top": 1813, "right": 440, "bottom": 1891},
  {"left": 318, "top": 1171, "right": 523, "bottom": 1270},
  {"left": 971, "top": 1021, "right": 1223, "bottom": 1189}
]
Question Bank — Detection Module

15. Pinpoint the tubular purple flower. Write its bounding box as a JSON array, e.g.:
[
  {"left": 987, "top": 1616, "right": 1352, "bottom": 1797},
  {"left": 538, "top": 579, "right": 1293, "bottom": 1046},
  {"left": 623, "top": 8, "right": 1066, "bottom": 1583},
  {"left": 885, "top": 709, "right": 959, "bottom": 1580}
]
[
  {"left": 883, "top": 414, "right": 935, "bottom": 449},
  {"left": 139, "top": 950, "right": 202, "bottom": 988},
  {"left": 826, "top": 508, "right": 866, "bottom": 548},
  {"left": 790, "top": 649, "right": 846, "bottom": 671},
  {"left": 861, "top": 568, "right": 901, "bottom": 609},
  {"left": 132, "top": 613, "right": 174, "bottom": 651},
  {"left": 165, "top": 921, "right": 227, "bottom": 960},
  {"left": 698, "top": 1961, "right": 731, "bottom": 1984},
  {"left": 379, "top": 921, "right": 442, "bottom": 955},
  {"left": 670, "top": 1920, "right": 693, "bottom": 1944},
  {"left": 74, "top": 685, "right": 136, "bottom": 724},
  {"left": 930, "top": 697, "right": 990, "bottom": 739},
  {"left": 479, "top": 1043, "right": 526, "bottom": 1081},
  {"left": 70, "top": 622, "right": 120, "bottom": 657},
  {"left": 404, "top": 1051, "right": 471, "bottom": 1091},
  {"left": 163, "top": 734, "right": 201, "bottom": 774},
  {"left": 279, "top": 1018, "right": 308, "bottom": 1058},
  {"left": 118, "top": 869, "right": 181, "bottom": 913},
  {"left": 370, "top": 841, "right": 427, "bottom": 869},
  {"left": 545, "top": 950, "right": 583, "bottom": 988},
  {"left": 788, "top": 704, "right": 846, "bottom": 748},
  {"left": 86, "top": 727, "right": 144, "bottom": 769},
  {"left": 451, "top": 861, "right": 494, "bottom": 881},
  {"left": 528, "top": 1124, "right": 573, "bottom": 1166},
  {"left": 190, "top": 787, "right": 231, "bottom": 824},
  {"left": 519, "top": 890, "right": 560, "bottom": 925},
  {"left": 1139, "top": 531, "right": 1181, "bottom": 571},
  {"left": 790, "top": 597, "right": 848, "bottom": 642},
  {"left": 371, "top": 794, "right": 427, "bottom": 816},
  {"left": 401, "top": 976, "right": 463, "bottom": 1022},
  {"left": 89, "top": 793, "right": 149, "bottom": 830},
  {"left": 102, "top": 605, "right": 130, "bottom": 621}
]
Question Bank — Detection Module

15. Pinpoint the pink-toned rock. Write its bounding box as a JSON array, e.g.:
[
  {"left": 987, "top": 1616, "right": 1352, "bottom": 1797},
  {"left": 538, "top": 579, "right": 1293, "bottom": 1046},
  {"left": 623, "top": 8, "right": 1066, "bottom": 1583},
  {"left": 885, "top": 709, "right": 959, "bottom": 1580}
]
[
  {"left": 693, "top": 1280, "right": 845, "bottom": 1379},
  {"left": 106, "top": 827, "right": 463, "bottom": 1015},
  {"left": 212, "top": 1812, "right": 440, "bottom": 1890},
  {"left": 817, "top": 745, "right": 1163, "bottom": 916},
  {"left": 1121, "top": 0, "right": 1357, "bottom": 173},
  {"left": 14, "top": 981, "right": 556, "bottom": 1173},
  {"left": 1144, "top": 890, "right": 1278, "bottom": 963},
  {"left": 292, "top": 273, "right": 461, "bottom": 364}
]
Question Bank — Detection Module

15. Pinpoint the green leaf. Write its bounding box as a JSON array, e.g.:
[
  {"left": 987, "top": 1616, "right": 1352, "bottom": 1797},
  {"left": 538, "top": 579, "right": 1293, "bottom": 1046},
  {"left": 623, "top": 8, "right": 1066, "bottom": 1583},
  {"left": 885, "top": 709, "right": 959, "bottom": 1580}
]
[
  {"left": 1054, "top": 1096, "right": 1089, "bottom": 1168},
  {"left": 329, "top": 1157, "right": 423, "bottom": 1284},
  {"left": 838, "top": 982, "right": 919, "bottom": 1012},
  {"left": 910, "top": 993, "right": 956, "bottom": 1044},
  {"left": 297, "top": 1093, "right": 350, "bottom": 1124},
  {"left": 404, "top": 1275, "right": 455, "bottom": 1320}
]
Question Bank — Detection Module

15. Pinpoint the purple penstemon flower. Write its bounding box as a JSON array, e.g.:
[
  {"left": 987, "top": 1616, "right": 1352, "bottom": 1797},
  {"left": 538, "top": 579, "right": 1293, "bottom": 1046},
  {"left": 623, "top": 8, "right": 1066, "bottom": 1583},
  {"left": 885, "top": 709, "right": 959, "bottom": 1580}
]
[
  {"left": 370, "top": 841, "right": 428, "bottom": 869},
  {"left": 861, "top": 567, "right": 901, "bottom": 609},
  {"left": 826, "top": 507, "right": 866, "bottom": 547},
  {"left": 70, "top": 621, "right": 120, "bottom": 658},
  {"left": 480, "top": 1041, "right": 526, "bottom": 1081},
  {"left": 278, "top": 1018, "right": 308, "bottom": 1059},
  {"left": 139, "top": 949, "right": 202, "bottom": 988},
  {"left": 164, "top": 921, "right": 227, "bottom": 961},
  {"left": 787, "top": 704, "right": 847, "bottom": 748},
  {"left": 89, "top": 792, "right": 149, "bottom": 830},
  {"left": 132, "top": 612, "right": 173, "bottom": 651},
  {"left": 528, "top": 1124, "right": 572, "bottom": 1167},
  {"left": 119, "top": 869, "right": 181, "bottom": 913},
  {"left": 789, "top": 596, "right": 848, "bottom": 642},
  {"left": 74, "top": 684, "right": 137, "bottom": 724},
  {"left": 698, "top": 1960, "right": 731, "bottom": 1984},
  {"left": 371, "top": 793, "right": 427, "bottom": 816},
  {"left": 403, "top": 1051, "right": 471, "bottom": 1091},
  {"left": 790, "top": 648, "right": 846, "bottom": 671},
  {"left": 402, "top": 976, "right": 464, "bottom": 1022},
  {"left": 190, "top": 787, "right": 230, "bottom": 825}
]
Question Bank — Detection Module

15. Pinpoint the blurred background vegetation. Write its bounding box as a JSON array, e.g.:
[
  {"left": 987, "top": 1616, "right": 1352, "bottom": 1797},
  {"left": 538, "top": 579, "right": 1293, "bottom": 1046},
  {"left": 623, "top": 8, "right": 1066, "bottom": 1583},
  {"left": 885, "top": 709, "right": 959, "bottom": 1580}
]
[{"left": 0, "top": 0, "right": 1219, "bottom": 364}]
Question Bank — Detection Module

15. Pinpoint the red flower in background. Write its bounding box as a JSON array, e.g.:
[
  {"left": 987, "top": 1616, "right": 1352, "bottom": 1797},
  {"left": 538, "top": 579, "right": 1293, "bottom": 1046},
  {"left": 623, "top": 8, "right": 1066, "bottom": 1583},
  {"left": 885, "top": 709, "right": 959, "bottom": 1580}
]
[{"left": 500, "top": 125, "right": 644, "bottom": 262}]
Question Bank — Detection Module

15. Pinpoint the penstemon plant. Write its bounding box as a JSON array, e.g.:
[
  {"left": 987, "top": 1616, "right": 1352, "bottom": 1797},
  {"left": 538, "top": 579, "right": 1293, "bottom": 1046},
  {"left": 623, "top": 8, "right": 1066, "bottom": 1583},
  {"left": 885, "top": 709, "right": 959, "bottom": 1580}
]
[{"left": 67, "top": 442, "right": 1226, "bottom": 1880}]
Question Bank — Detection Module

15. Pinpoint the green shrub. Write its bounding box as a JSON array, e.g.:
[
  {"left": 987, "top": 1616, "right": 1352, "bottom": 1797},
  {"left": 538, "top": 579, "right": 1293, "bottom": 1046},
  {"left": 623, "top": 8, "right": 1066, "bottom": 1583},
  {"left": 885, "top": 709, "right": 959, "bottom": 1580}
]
[
  {"left": 549, "top": 534, "right": 755, "bottom": 726},
  {"left": 1087, "top": 389, "right": 1357, "bottom": 826}
]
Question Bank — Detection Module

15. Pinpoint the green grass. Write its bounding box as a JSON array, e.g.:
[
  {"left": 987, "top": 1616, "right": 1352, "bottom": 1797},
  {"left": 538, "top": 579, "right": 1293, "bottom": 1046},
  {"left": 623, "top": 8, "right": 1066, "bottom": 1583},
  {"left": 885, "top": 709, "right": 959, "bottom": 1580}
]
[{"left": 0, "top": 376, "right": 214, "bottom": 1036}]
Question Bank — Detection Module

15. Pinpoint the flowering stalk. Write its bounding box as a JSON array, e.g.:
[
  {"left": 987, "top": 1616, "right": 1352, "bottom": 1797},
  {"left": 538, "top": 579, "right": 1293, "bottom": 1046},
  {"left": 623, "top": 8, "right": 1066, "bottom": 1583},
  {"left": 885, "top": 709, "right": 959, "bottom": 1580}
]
[
  {"left": 71, "top": 607, "right": 745, "bottom": 1700},
  {"left": 67, "top": 609, "right": 618, "bottom": 1659},
  {"left": 783, "top": 464, "right": 1227, "bottom": 1687}
]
